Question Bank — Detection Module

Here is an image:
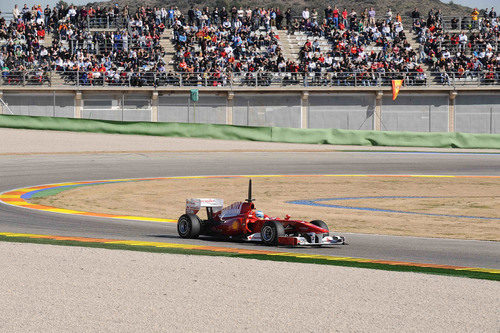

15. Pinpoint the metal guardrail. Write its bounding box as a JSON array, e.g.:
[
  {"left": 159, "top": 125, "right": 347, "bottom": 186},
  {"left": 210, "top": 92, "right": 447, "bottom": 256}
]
[
  {"left": 291, "top": 15, "right": 492, "bottom": 32},
  {"left": 59, "top": 39, "right": 162, "bottom": 54},
  {"left": 422, "top": 40, "right": 499, "bottom": 52},
  {"left": 1, "top": 70, "right": 499, "bottom": 88},
  {"left": 85, "top": 17, "right": 129, "bottom": 29},
  {"left": 2, "top": 10, "right": 493, "bottom": 31}
]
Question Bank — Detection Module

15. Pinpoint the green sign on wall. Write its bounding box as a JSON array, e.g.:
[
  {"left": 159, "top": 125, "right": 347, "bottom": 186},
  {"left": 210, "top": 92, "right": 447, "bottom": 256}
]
[{"left": 190, "top": 89, "right": 199, "bottom": 102}]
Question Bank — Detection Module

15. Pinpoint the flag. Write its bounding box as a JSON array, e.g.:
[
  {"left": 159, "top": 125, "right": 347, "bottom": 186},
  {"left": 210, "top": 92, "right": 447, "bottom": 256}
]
[{"left": 392, "top": 79, "right": 403, "bottom": 100}]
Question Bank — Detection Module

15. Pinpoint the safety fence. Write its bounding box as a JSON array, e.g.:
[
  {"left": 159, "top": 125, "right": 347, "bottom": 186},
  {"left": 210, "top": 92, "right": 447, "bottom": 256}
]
[
  {"left": 1, "top": 70, "right": 499, "bottom": 88},
  {"left": 57, "top": 39, "right": 162, "bottom": 55},
  {"left": 2, "top": 11, "right": 492, "bottom": 32}
]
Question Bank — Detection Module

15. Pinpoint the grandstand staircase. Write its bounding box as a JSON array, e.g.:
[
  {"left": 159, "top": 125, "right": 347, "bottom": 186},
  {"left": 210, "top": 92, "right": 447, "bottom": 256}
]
[
  {"left": 275, "top": 29, "right": 332, "bottom": 62},
  {"left": 160, "top": 29, "right": 176, "bottom": 71},
  {"left": 406, "top": 31, "right": 435, "bottom": 84},
  {"left": 43, "top": 34, "right": 53, "bottom": 48},
  {"left": 275, "top": 29, "right": 299, "bottom": 61}
]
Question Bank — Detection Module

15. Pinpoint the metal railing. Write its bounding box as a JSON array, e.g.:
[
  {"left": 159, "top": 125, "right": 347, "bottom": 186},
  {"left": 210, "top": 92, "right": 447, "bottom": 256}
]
[
  {"left": 421, "top": 39, "right": 499, "bottom": 53},
  {"left": 1, "top": 70, "right": 499, "bottom": 88},
  {"left": 3, "top": 10, "right": 495, "bottom": 31},
  {"left": 290, "top": 15, "right": 495, "bottom": 32},
  {"left": 85, "top": 16, "right": 129, "bottom": 29},
  {"left": 60, "top": 39, "right": 162, "bottom": 54},
  {"left": 408, "top": 16, "right": 498, "bottom": 31}
]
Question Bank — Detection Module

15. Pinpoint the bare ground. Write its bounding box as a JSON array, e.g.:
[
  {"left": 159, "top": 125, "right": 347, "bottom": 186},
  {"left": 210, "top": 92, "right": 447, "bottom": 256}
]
[
  {"left": 1, "top": 242, "right": 498, "bottom": 332},
  {"left": 32, "top": 176, "right": 500, "bottom": 241}
]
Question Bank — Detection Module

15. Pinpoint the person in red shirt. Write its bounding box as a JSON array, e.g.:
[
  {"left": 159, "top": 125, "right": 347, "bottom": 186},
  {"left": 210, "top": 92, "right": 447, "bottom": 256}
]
[
  {"left": 332, "top": 6, "right": 339, "bottom": 28},
  {"left": 37, "top": 28, "right": 45, "bottom": 39},
  {"left": 342, "top": 8, "right": 348, "bottom": 29}
]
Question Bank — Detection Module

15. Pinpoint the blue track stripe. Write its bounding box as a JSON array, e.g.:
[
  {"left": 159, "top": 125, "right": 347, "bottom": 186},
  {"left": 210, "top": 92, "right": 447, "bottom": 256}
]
[
  {"left": 287, "top": 196, "right": 500, "bottom": 221},
  {"left": 353, "top": 151, "right": 500, "bottom": 155}
]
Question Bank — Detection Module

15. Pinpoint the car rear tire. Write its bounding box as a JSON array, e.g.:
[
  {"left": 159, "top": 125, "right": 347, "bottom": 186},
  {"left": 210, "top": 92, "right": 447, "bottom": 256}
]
[
  {"left": 177, "top": 214, "right": 202, "bottom": 239},
  {"left": 310, "top": 220, "right": 329, "bottom": 236},
  {"left": 261, "top": 221, "right": 285, "bottom": 246}
]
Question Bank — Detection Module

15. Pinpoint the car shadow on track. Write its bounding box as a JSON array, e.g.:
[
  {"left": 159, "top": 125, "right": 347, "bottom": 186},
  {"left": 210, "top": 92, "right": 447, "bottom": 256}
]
[
  {"left": 147, "top": 234, "right": 251, "bottom": 245},
  {"left": 146, "top": 234, "right": 347, "bottom": 250}
]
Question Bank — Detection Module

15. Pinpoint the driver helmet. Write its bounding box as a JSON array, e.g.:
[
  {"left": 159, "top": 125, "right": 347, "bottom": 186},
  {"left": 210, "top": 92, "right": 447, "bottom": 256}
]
[{"left": 255, "top": 210, "right": 264, "bottom": 219}]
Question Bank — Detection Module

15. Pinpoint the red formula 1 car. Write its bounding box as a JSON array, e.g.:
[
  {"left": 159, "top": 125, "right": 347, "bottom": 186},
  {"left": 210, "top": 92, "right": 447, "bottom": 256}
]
[{"left": 177, "top": 180, "right": 346, "bottom": 246}]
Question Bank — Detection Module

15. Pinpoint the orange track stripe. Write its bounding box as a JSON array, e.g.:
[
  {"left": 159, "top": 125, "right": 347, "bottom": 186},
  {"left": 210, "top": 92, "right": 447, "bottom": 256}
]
[
  {"left": 3, "top": 191, "right": 30, "bottom": 195},
  {"left": 0, "top": 198, "right": 26, "bottom": 202},
  {"left": 23, "top": 204, "right": 58, "bottom": 210}
]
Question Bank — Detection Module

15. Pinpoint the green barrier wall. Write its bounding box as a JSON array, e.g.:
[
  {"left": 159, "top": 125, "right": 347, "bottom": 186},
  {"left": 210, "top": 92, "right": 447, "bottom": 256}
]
[{"left": 1, "top": 114, "right": 499, "bottom": 149}]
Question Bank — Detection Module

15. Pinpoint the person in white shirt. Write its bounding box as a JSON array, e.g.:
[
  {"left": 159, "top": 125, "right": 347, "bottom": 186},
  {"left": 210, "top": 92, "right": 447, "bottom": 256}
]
[
  {"left": 40, "top": 47, "right": 48, "bottom": 58},
  {"left": 308, "top": 61, "right": 317, "bottom": 71},
  {"left": 458, "top": 32, "right": 467, "bottom": 52},
  {"left": 224, "top": 45, "right": 233, "bottom": 57},
  {"left": 13, "top": 5, "right": 20, "bottom": 20},
  {"left": 237, "top": 7, "right": 244, "bottom": 19},
  {"left": 122, "top": 32, "right": 128, "bottom": 52},
  {"left": 325, "top": 55, "right": 333, "bottom": 66},
  {"left": 155, "top": 8, "right": 161, "bottom": 24},
  {"left": 382, "top": 24, "right": 390, "bottom": 37},
  {"left": 68, "top": 6, "right": 77, "bottom": 23},
  {"left": 394, "top": 22, "right": 404, "bottom": 35},
  {"left": 386, "top": 8, "right": 392, "bottom": 23},
  {"left": 233, "top": 18, "right": 242, "bottom": 29},
  {"left": 302, "top": 8, "right": 310, "bottom": 20}
]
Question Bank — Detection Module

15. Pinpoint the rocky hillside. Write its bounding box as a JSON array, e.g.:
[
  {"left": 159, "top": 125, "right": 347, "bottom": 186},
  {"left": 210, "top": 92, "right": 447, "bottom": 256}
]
[{"left": 88, "top": 0, "right": 473, "bottom": 18}]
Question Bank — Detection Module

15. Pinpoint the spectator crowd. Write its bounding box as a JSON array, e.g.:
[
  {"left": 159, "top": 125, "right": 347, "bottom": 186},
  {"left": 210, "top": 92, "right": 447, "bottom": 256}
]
[
  {"left": 412, "top": 7, "right": 499, "bottom": 83},
  {"left": 0, "top": 3, "right": 498, "bottom": 86}
]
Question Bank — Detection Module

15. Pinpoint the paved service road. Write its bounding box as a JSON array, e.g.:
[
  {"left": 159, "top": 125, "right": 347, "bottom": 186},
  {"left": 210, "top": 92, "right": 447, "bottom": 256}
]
[{"left": 1, "top": 151, "right": 499, "bottom": 269}]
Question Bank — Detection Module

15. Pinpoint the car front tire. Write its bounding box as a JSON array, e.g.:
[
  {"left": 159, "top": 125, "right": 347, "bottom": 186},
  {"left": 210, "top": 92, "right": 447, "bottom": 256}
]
[
  {"left": 261, "top": 221, "right": 285, "bottom": 246},
  {"left": 310, "top": 220, "right": 329, "bottom": 236}
]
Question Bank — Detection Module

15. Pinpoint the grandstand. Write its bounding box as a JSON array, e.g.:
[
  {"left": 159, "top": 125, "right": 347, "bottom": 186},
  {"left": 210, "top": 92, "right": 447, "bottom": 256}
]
[
  {"left": 0, "top": 4, "right": 498, "bottom": 87},
  {"left": 0, "top": 3, "right": 499, "bottom": 135}
]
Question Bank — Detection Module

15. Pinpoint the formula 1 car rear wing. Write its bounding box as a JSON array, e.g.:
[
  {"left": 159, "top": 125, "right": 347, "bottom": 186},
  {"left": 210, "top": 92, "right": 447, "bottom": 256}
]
[{"left": 186, "top": 198, "right": 224, "bottom": 215}]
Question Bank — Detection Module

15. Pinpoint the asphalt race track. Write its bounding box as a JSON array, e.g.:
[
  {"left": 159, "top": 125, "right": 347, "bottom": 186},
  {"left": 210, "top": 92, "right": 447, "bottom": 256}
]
[{"left": 1, "top": 151, "right": 499, "bottom": 269}]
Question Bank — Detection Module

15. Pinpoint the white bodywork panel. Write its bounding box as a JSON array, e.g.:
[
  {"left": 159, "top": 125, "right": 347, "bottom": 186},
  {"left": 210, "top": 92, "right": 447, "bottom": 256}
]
[{"left": 186, "top": 198, "right": 224, "bottom": 214}]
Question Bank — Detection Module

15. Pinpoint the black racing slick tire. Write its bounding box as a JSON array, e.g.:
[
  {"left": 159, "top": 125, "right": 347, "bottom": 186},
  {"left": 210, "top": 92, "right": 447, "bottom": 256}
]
[
  {"left": 177, "top": 214, "right": 202, "bottom": 239},
  {"left": 261, "top": 221, "right": 285, "bottom": 246},
  {"left": 310, "top": 220, "right": 329, "bottom": 236}
]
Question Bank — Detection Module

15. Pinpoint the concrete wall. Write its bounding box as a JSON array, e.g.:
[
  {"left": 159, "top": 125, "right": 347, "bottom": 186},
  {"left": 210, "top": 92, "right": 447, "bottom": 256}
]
[
  {"left": 3, "top": 92, "right": 74, "bottom": 118},
  {"left": 233, "top": 94, "right": 301, "bottom": 128},
  {"left": 82, "top": 92, "right": 151, "bottom": 122},
  {"left": 381, "top": 94, "right": 449, "bottom": 132},
  {"left": 1, "top": 89, "right": 500, "bottom": 134},
  {"left": 158, "top": 94, "right": 226, "bottom": 124},
  {"left": 455, "top": 93, "right": 500, "bottom": 134},
  {"left": 308, "top": 93, "right": 374, "bottom": 130}
]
